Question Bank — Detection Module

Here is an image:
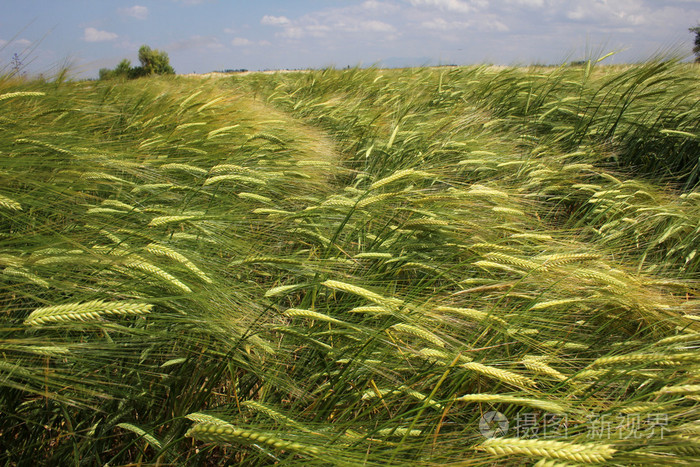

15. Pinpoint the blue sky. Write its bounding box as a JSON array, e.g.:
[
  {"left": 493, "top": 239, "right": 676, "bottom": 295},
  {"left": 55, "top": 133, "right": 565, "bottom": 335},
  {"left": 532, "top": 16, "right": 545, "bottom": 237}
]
[{"left": 1, "top": 0, "right": 699, "bottom": 78}]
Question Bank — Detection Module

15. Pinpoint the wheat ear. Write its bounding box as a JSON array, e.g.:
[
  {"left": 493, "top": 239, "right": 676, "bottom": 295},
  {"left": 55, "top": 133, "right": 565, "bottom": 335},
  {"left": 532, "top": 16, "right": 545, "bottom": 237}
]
[
  {"left": 238, "top": 192, "right": 272, "bottom": 203},
  {"left": 122, "top": 259, "right": 192, "bottom": 293},
  {"left": 24, "top": 299, "right": 152, "bottom": 326},
  {"left": 354, "top": 252, "right": 393, "bottom": 259},
  {"left": 362, "top": 386, "right": 443, "bottom": 409},
  {"left": 0, "top": 91, "right": 45, "bottom": 101},
  {"left": 418, "top": 348, "right": 473, "bottom": 364},
  {"left": 284, "top": 308, "right": 350, "bottom": 327},
  {"left": 206, "top": 125, "right": 240, "bottom": 139},
  {"left": 533, "top": 459, "right": 578, "bottom": 467},
  {"left": 186, "top": 423, "right": 320, "bottom": 456},
  {"left": 116, "top": 423, "right": 162, "bottom": 449},
  {"left": 146, "top": 243, "right": 212, "bottom": 283},
  {"left": 656, "top": 333, "right": 700, "bottom": 346},
  {"left": 462, "top": 362, "right": 537, "bottom": 388},
  {"left": 204, "top": 174, "right": 266, "bottom": 186},
  {"left": 186, "top": 412, "right": 234, "bottom": 426},
  {"left": 655, "top": 384, "right": 700, "bottom": 395},
  {"left": 370, "top": 168, "right": 430, "bottom": 190},
  {"left": 521, "top": 356, "right": 568, "bottom": 381},
  {"left": 160, "top": 163, "right": 207, "bottom": 175},
  {"left": 3, "top": 267, "right": 49, "bottom": 288},
  {"left": 483, "top": 252, "right": 542, "bottom": 271},
  {"left": 458, "top": 394, "right": 567, "bottom": 414},
  {"left": 101, "top": 199, "right": 140, "bottom": 211},
  {"left": 265, "top": 284, "right": 301, "bottom": 297},
  {"left": 618, "top": 403, "right": 668, "bottom": 414},
  {"left": 376, "top": 427, "right": 422, "bottom": 437},
  {"left": 210, "top": 163, "right": 245, "bottom": 174},
  {"left": 389, "top": 323, "right": 445, "bottom": 348},
  {"left": 348, "top": 305, "right": 392, "bottom": 314},
  {"left": 148, "top": 215, "right": 196, "bottom": 227},
  {"left": 0, "top": 194, "right": 22, "bottom": 211},
  {"left": 434, "top": 305, "right": 508, "bottom": 326},
  {"left": 529, "top": 299, "right": 580, "bottom": 310},
  {"left": 591, "top": 352, "right": 700, "bottom": 367},
  {"left": 242, "top": 401, "right": 311, "bottom": 432},
  {"left": 322, "top": 279, "right": 403, "bottom": 308},
  {"left": 476, "top": 438, "right": 616, "bottom": 463}
]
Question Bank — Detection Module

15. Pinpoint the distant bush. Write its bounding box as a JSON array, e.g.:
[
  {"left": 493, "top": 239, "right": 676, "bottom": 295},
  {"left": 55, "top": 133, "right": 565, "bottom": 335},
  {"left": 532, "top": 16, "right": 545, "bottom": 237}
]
[
  {"left": 99, "top": 45, "right": 174, "bottom": 80},
  {"left": 691, "top": 25, "right": 700, "bottom": 63}
]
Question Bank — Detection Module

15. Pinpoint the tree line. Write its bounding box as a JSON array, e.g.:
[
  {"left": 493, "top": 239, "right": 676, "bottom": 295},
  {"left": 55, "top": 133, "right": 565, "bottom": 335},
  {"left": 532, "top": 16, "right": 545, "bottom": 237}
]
[
  {"left": 99, "top": 45, "right": 174, "bottom": 80},
  {"left": 691, "top": 26, "right": 700, "bottom": 63}
]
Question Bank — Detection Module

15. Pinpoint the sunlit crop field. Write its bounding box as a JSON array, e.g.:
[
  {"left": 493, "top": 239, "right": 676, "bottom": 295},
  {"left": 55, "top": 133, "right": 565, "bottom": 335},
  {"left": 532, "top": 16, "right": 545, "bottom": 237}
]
[{"left": 1, "top": 60, "right": 699, "bottom": 465}]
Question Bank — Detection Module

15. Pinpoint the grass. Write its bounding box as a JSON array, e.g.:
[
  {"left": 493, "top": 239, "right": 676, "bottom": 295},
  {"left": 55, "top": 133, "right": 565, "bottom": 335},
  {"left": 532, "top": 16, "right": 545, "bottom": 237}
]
[{"left": 0, "top": 59, "right": 699, "bottom": 465}]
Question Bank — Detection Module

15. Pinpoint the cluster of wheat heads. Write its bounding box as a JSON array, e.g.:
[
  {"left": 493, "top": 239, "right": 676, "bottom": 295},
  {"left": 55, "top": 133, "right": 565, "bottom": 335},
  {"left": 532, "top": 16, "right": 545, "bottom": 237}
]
[{"left": 1, "top": 60, "right": 699, "bottom": 465}]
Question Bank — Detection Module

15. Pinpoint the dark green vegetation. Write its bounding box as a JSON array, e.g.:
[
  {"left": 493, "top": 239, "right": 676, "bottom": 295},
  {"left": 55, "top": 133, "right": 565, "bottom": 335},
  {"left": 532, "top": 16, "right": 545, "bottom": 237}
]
[
  {"left": 99, "top": 45, "right": 175, "bottom": 80},
  {"left": 691, "top": 26, "right": 700, "bottom": 63},
  {"left": 1, "top": 59, "right": 699, "bottom": 465}
]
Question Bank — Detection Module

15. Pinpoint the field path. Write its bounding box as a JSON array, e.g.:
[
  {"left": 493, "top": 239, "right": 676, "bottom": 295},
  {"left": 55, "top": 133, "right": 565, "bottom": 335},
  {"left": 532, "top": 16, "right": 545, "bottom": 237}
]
[
  {"left": 241, "top": 96, "right": 341, "bottom": 167},
  {"left": 182, "top": 75, "right": 345, "bottom": 185}
]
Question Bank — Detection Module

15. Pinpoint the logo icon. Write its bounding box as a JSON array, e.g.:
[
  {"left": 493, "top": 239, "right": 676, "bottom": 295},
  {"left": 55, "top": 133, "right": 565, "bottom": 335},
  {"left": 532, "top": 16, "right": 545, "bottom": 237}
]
[{"left": 479, "top": 411, "right": 509, "bottom": 438}]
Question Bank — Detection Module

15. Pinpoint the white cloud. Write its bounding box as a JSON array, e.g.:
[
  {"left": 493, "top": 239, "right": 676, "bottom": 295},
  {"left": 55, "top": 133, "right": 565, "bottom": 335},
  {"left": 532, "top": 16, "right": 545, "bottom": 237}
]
[
  {"left": 362, "top": 0, "right": 401, "bottom": 12},
  {"left": 172, "top": 0, "right": 698, "bottom": 71},
  {"left": 232, "top": 37, "right": 253, "bottom": 46},
  {"left": 326, "top": 19, "right": 395, "bottom": 34},
  {"left": 281, "top": 27, "right": 304, "bottom": 39},
  {"left": 507, "top": 0, "right": 545, "bottom": 7},
  {"left": 408, "top": 0, "right": 476, "bottom": 14},
  {"left": 565, "top": 0, "right": 648, "bottom": 26},
  {"left": 170, "top": 35, "right": 223, "bottom": 51},
  {"left": 362, "top": 0, "right": 384, "bottom": 8},
  {"left": 304, "top": 25, "right": 332, "bottom": 36},
  {"left": 421, "top": 18, "right": 469, "bottom": 30},
  {"left": 270, "top": 5, "right": 398, "bottom": 41},
  {"left": 83, "top": 27, "right": 118, "bottom": 42},
  {"left": 120, "top": 5, "right": 148, "bottom": 20},
  {"left": 420, "top": 16, "right": 507, "bottom": 33},
  {"left": 279, "top": 19, "right": 396, "bottom": 39},
  {"left": 261, "top": 15, "right": 291, "bottom": 26},
  {"left": 362, "top": 20, "right": 396, "bottom": 32},
  {"left": 481, "top": 19, "right": 509, "bottom": 32},
  {"left": 0, "top": 37, "right": 33, "bottom": 47}
]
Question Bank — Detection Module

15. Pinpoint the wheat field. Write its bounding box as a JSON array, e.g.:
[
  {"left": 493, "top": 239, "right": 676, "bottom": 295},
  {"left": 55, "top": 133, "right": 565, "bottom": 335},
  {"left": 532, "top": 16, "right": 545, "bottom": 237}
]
[{"left": 1, "top": 60, "right": 699, "bottom": 465}]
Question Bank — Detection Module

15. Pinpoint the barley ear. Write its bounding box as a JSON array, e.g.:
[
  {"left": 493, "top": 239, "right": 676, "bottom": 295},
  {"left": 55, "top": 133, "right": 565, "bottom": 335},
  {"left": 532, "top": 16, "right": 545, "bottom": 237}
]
[
  {"left": 186, "top": 423, "right": 320, "bottom": 457},
  {"left": 24, "top": 299, "right": 153, "bottom": 326},
  {"left": 116, "top": 423, "right": 162, "bottom": 449},
  {"left": 476, "top": 438, "right": 616, "bottom": 464}
]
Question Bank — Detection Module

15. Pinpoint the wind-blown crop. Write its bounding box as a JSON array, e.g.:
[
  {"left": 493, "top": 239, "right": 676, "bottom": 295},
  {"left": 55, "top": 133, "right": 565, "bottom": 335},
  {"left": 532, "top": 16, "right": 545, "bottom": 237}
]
[{"left": 1, "top": 59, "right": 699, "bottom": 465}]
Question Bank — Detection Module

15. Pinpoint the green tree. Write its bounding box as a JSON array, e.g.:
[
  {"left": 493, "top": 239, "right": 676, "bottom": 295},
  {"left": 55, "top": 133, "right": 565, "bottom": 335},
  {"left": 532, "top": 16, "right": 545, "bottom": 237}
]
[
  {"left": 137, "top": 45, "right": 175, "bottom": 75},
  {"left": 691, "top": 25, "right": 700, "bottom": 63},
  {"left": 98, "top": 67, "right": 113, "bottom": 80},
  {"left": 99, "top": 46, "right": 174, "bottom": 80},
  {"left": 114, "top": 59, "right": 132, "bottom": 77},
  {"left": 99, "top": 59, "right": 132, "bottom": 80}
]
